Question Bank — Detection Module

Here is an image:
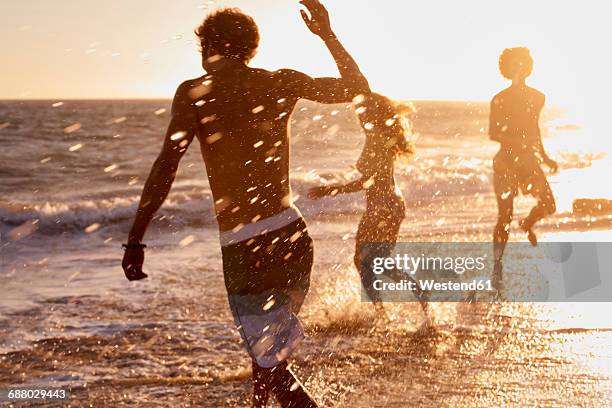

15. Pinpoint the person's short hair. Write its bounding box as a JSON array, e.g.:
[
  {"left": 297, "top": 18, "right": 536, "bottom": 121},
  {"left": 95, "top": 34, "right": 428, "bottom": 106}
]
[
  {"left": 499, "top": 47, "right": 533, "bottom": 80},
  {"left": 195, "top": 8, "right": 259, "bottom": 62}
]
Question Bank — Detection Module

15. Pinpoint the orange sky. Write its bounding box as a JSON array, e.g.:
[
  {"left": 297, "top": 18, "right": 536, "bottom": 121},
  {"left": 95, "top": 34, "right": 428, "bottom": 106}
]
[{"left": 1, "top": 0, "right": 611, "bottom": 118}]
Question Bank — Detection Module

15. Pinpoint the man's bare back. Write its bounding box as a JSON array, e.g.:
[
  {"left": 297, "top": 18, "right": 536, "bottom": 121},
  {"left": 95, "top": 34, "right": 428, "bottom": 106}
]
[
  {"left": 490, "top": 84, "right": 545, "bottom": 158},
  {"left": 174, "top": 63, "right": 367, "bottom": 231}
]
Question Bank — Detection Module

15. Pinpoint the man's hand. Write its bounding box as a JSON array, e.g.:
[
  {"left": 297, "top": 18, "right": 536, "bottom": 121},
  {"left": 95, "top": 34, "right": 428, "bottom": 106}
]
[
  {"left": 122, "top": 247, "right": 148, "bottom": 281},
  {"left": 543, "top": 156, "right": 559, "bottom": 174},
  {"left": 299, "top": 0, "right": 333, "bottom": 39}
]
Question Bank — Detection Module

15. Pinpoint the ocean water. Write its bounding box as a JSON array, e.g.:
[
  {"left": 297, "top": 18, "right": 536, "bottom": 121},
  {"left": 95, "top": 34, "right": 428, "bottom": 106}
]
[{"left": 1, "top": 99, "right": 611, "bottom": 406}]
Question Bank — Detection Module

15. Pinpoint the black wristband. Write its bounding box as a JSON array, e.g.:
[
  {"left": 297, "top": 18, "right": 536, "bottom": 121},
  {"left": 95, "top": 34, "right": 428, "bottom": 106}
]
[{"left": 122, "top": 243, "right": 147, "bottom": 250}]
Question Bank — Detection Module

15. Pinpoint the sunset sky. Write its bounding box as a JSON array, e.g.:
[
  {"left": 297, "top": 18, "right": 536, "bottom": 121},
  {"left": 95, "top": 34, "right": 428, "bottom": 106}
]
[{"left": 2, "top": 0, "right": 611, "bottom": 118}]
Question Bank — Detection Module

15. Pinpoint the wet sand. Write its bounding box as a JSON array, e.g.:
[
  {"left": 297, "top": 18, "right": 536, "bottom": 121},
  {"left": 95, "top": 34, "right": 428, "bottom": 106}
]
[{"left": 1, "top": 216, "right": 611, "bottom": 407}]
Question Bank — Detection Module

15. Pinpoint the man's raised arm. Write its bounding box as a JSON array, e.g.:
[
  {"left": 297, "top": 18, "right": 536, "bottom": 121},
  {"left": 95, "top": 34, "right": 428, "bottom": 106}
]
[
  {"left": 295, "top": 0, "right": 370, "bottom": 102},
  {"left": 122, "top": 82, "right": 197, "bottom": 280}
]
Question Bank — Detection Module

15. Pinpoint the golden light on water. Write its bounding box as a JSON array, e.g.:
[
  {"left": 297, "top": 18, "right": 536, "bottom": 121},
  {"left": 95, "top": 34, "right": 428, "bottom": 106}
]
[{"left": 3, "top": 2, "right": 611, "bottom": 200}]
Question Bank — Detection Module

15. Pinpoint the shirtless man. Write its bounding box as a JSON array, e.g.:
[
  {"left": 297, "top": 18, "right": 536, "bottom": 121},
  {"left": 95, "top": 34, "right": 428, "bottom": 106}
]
[
  {"left": 121, "top": 1, "right": 369, "bottom": 406},
  {"left": 489, "top": 47, "right": 558, "bottom": 289}
]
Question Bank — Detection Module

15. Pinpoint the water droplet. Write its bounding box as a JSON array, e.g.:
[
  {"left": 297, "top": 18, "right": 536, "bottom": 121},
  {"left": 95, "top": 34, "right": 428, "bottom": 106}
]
[
  {"left": 170, "top": 131, "right": 187, "bottom": 141},
  {"left": 206, "top": 54, "right": 222, "bottom": 63},
  {"left": 188, "top": 82, "right": 213, "bottom": 99},
  {"left": 200, "top": 115, "right": 216, "bottom": 124},
  {"left": 64, "top": 123, "right": 81, "bottom": 134},
  {"left": 179, "top": 235, "right": 196, "bottom": 247},
  {"left": 104, "top": 164, "right": 118, "bottom": 173},
  {"left": 362, "top": 178, "right": 375, "bottom": 189},
  {"left": 352, "top": 94, "right": 365, "bottom": 104},
  {"left": 263, "top": 298, "right": 275, "bottom": 311},
  {"left": 289, "top": 231, "right": 302, "bottom": 242},
  {"left": 8, "top": 219, "right": 39, "bottom": 241},
  {"left": 85, "top": 223, "right": 100, "bottom": 233},
  {"left": 206, "top": 133, "right": 222, "bottom": 144}
]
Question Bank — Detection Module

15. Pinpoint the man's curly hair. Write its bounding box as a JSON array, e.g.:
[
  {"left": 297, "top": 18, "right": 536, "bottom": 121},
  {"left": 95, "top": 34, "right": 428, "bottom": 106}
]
[
  {"left": 195, "top": 8, "right": 259, "bottom": 62},
  {"left": 499, "top": 47, "right": 533, "bottom": 80}
]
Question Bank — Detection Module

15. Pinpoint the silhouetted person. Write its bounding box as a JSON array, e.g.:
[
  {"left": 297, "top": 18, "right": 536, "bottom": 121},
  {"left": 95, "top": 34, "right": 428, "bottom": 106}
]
[
  {"left": 121, "top": 1, "right": 369, "bottom": 406},
  {"left": 308, "top": 94, "right": 428, "bottom": 314},
  {"left": 489, "top": 47, "right": 558, "bottom": 289}
]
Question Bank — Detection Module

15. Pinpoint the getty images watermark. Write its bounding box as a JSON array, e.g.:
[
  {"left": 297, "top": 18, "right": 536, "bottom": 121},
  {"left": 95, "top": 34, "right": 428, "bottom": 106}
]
[{"left": 359, "top": 242, "right": 611, "bottom": 302}]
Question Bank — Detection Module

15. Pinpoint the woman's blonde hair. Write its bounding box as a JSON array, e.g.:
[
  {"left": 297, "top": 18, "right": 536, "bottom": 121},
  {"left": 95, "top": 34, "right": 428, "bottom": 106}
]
[{"left": 353, "top": 93, "right": 415, "bottom": 160}]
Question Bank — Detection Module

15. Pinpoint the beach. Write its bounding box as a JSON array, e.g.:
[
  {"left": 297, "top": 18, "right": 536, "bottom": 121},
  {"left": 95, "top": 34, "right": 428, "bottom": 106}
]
[{"left": 1, "top": 99, "right": 611, "bottom": 406}]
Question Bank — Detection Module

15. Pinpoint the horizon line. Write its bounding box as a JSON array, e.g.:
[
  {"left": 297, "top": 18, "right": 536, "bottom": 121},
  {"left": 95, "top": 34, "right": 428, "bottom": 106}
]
[{"left": 0, "top": 97, "right": 490, "bottom": 104}]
